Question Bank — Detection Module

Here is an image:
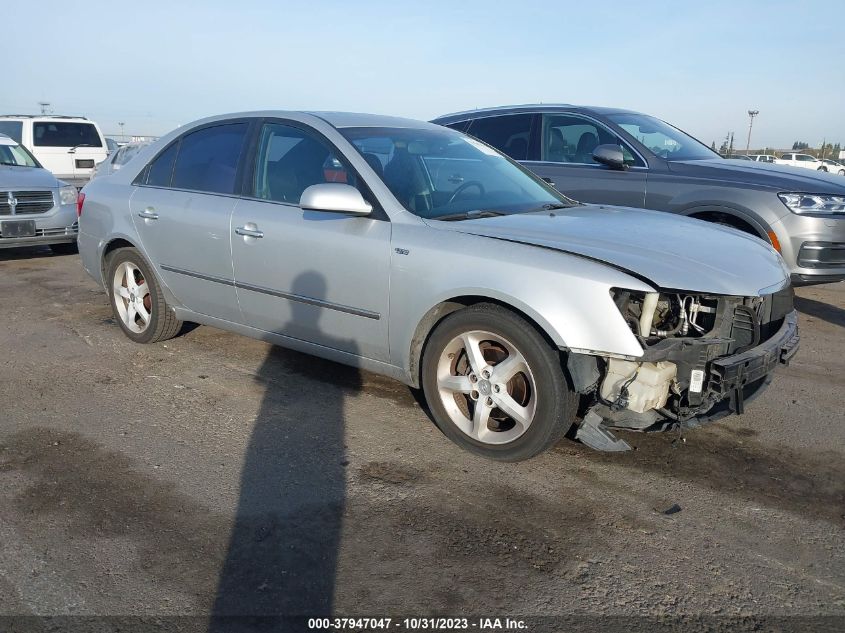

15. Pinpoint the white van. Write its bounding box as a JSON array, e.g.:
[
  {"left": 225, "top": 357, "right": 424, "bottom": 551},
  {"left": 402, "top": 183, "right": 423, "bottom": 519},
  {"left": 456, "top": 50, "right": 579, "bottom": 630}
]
[{"left": 0, "top": 115, "right": 108, "bottom": 187}]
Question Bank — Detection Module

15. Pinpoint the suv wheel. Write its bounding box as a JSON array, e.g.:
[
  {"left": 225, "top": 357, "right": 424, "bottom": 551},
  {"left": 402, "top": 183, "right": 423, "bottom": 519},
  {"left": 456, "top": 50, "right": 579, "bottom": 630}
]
[
  {"left": 105, "top": 247, "right": 182, "bottom": 344},
  {"left": 421, "top": 303, "right": 577, "bottom": 461}
]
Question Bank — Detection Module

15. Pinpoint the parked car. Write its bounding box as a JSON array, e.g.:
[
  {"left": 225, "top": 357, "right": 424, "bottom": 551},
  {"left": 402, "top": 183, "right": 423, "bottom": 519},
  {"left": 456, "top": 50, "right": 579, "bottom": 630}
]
[
  {"left": 749, "top": 154, "right": 778, "bottom": 163},
  {"left": 78, "top": 111, "right": 798, "bottom": 460},
  {"left": 820, "top": 159, "right": 845, "bottom": 176},
  {"left": 432, "top": 105, "right": 845, "bottom": 285},
  {"left": 0, "top": 115, "right": 108, "bottom": 188},
  {"left": 0, "top": 133, "right": 79, "bottom": 253},
  {"left": 90, "top": 141, "right": 149, "bottom": 180},
  {"left": 776, "top": 152, "right": 825, "bottom": 171}
]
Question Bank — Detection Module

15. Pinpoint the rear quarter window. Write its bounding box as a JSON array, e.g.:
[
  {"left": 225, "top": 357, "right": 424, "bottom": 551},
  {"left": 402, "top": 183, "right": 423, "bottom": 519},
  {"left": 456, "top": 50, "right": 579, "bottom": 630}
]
[{"left": 33, "top": 122, "right": 103, "bottom": 148}]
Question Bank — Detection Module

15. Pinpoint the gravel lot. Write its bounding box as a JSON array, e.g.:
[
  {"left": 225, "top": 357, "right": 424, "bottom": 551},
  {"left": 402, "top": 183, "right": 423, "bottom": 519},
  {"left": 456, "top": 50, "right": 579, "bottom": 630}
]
[{"left": 0, "top": 246, "right": 843, "bottom": 631}]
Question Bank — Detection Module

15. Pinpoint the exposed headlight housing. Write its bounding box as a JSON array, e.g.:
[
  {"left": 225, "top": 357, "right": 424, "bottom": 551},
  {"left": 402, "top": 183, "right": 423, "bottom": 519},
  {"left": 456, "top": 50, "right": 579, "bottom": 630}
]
[
  {"left": 59, "top": 185, "right": 78, "bottom": 206},
  {"left": 778, "top": 193, "right": 845, "bottom": 215}
]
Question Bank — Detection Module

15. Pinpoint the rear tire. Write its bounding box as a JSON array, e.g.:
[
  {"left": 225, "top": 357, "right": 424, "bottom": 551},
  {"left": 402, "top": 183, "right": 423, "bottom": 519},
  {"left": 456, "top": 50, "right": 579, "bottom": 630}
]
[
  {"left": 105, "top": 247, "right": 182, "bottom": 344},
  {"left": 50, "top": 242, "right": 78, "bottom": 255},
  {"left": 421, "top": 303, "right": 577, "bottom": 461}
]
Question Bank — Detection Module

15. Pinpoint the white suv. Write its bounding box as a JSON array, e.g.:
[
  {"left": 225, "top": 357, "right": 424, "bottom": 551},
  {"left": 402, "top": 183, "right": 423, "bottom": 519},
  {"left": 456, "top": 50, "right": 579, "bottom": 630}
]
[
  {"left": 776, "top": 152, "right": 825, "bottom": 171},
  {"left": 0, "top": 115, "right": 108, "bottom": 187}
]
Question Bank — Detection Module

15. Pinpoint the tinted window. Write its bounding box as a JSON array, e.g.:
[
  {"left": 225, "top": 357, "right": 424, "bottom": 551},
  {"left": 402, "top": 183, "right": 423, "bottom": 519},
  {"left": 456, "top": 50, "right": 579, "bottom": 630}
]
[
  {"left": 0, "top": 121, "right": 23, "bottom": 143},
  {"left": 467, "top": 114, "right": 533, "bottom": 160},
  {"left": 796, "top": 154, "right": 815, "bottom": 162},
  {"left": 145, "top": 142, "right": 178, "bottom": 187},
  {"left": 541, "top": 114, "right": 640, "bottom": 166},
  {"left": 33, "top": 122, "right": 102, "bottom": 148},
  {"left": 253, "top": 123, "right": 359, "bottom": 204},
  {"left": 171, "top": 123, "right": 248, "bottom": 194}
]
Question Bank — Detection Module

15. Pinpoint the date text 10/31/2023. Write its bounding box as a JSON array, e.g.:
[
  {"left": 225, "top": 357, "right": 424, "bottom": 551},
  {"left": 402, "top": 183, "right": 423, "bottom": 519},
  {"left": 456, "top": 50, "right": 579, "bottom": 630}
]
[{"left": 307, "top": 617, "right": 529, "bottom": 631}]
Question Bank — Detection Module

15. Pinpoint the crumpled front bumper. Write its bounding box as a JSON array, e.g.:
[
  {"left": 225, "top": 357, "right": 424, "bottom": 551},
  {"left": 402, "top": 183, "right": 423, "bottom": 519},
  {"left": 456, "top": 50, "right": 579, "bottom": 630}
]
[{"left": 694, "top": 309, "right": 799, "bottom": 421}]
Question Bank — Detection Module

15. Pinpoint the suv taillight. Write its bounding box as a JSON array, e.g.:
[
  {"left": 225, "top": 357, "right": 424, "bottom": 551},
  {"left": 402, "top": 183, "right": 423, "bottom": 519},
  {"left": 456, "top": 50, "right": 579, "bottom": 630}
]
[{"left": 77, "top": 192, "right": 85, "bottom": 217}]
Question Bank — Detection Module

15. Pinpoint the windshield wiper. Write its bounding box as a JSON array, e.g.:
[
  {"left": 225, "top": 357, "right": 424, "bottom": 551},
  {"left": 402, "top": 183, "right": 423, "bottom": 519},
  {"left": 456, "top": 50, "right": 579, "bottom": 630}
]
[
  {"left": 432, "top": 209, "right": 508, "bottom": 222},
  {"left": 68, "top": 143, "right": 94, "bottom": 153},
  {"left": 0, "top": 161, "right": 23, "bottom": 166}
]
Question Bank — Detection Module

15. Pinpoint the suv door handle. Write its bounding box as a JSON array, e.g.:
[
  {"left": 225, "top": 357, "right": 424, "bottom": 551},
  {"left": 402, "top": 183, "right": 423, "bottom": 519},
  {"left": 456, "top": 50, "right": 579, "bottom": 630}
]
[
  {"left": 235, "top": 225, "right": 264, "bottom": 239},
  {"left": 138, "top": 208, "right": 159, "bottom": 220}
]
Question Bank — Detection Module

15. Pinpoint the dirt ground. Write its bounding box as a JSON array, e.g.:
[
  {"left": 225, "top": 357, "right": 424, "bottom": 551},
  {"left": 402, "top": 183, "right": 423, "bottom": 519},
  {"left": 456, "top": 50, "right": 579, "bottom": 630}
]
[{"left": 0, "top": 246, "right": 843, "bottom": 632}]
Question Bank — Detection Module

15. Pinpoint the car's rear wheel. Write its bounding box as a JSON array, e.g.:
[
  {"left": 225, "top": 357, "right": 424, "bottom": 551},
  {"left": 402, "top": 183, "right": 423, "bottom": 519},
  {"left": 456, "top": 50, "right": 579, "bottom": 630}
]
[
  {"left": 106, "top": 247, "right": 182, "bottom": 344},
  {"left": 50, "top": 242, "right": 78, "bottom": 255},
  {"left": 421, "top": 303, "right": 577, "bottom": 461}
]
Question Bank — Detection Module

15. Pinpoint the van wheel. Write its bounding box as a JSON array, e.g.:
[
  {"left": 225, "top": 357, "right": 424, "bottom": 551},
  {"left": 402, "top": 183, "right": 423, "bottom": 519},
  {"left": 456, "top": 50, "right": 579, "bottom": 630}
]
[
  {"left": 105, "top": 247, "right": 182, "bottom": 344},
  {"left": 421, "top": 303, "right": 577, "bottom": 461}
]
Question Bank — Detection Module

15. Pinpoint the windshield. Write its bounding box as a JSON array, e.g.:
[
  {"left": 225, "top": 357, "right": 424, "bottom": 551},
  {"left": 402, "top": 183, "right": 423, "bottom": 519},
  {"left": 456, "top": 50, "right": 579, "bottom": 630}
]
[
  {"left": 0, "top": 141, "right": 40, "bottom": 167},
  {"left": 608, "top": 113, "right": 720, "bottom": 161},
  {"left": 339, "top": 126, "right": 572, "bottom": 219}
]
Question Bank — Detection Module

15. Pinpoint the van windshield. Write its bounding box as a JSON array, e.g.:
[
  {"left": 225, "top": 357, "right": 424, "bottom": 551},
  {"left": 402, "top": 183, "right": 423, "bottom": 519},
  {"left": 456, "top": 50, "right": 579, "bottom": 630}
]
[
  {"left": 340, "top": 126, "right": 572, "bottom": 219},
  {"left": 608, "top": 113, "right": 719, "bottom": 161}
]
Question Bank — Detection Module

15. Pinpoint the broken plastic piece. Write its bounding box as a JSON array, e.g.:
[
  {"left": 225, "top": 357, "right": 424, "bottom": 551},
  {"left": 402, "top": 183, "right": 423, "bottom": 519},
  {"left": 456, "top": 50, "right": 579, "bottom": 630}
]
[{"left": 575, "top": 411, "right": 633, "bottom": 452}]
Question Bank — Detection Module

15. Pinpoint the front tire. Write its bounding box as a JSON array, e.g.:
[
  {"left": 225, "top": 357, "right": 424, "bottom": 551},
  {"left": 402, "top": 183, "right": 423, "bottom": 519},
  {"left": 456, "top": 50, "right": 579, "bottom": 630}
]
[
  {"left": 421, "top": 303, "right": 577, "bottom": 461},
  {"left": 105, "top": 247, "right": 182, "bottom": 344}
]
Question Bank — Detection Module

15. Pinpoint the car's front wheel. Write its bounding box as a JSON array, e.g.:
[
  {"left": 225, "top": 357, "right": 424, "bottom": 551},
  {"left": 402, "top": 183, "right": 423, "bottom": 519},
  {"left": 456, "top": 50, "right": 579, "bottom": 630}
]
[
  {"left": 105, "top": 247, "right": 182, "bottom": 344},
  {"left": 421, "top": 304, "right": 577, "bottom": 461}
]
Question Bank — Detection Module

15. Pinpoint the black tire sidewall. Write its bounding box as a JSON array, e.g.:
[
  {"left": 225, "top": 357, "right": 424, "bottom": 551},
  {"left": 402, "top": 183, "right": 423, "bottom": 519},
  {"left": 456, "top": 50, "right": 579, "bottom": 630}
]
[
  {"left": 105, "top": 248, "right": 166, "bottom": 344},
  {"left": 422, "top": 305, "right": 575, "bottom": 461}
]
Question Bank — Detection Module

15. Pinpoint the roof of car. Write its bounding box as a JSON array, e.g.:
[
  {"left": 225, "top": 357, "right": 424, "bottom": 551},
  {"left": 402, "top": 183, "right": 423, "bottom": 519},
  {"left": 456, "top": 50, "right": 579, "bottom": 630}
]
[
  {"left": 0, "top": 114, "right": 90, "bottom": 121},
  {"left": 182, "top": 110, "right": 444, "bottom": 132},
  {"left": 431, "top": 104, "right": 644, "bottom": 123}
]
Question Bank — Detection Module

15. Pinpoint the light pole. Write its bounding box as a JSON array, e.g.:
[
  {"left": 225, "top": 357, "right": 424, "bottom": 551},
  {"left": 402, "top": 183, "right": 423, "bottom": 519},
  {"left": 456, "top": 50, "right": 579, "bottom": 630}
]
[
  {"left": 746, "top": 110, "right": 759, "bottom": 155},
  {"left": 118, "top": 122, "right": 125, "bottom": 143},
  {"left": 38, "top": 102, "right": 51, "bottom": 114}
]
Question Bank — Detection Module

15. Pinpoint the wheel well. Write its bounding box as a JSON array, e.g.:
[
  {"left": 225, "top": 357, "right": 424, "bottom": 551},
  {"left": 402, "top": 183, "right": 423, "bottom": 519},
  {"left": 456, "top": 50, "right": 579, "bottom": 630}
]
[
  {"left": 408, "top": 295, "right": 560, "bottom": 388},
  {"left": 689, "top": 211, "right": 764, "bottom": 239},
  {"left": 100, "top": 238, "right": 136, "bottom": 281}
]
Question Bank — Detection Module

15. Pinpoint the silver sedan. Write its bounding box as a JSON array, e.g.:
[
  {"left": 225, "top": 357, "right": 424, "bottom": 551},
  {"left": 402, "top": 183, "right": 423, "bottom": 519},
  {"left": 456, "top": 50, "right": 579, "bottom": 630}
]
[{"left": 77, "top": 111, "right": 798, "bottom": 460}]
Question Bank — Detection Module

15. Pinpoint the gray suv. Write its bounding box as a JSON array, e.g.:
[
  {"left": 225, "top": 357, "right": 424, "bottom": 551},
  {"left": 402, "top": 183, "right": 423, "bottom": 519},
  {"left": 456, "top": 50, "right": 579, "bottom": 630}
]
[{"left": 432, "top": 105, "right": 845, "bottom": 285}]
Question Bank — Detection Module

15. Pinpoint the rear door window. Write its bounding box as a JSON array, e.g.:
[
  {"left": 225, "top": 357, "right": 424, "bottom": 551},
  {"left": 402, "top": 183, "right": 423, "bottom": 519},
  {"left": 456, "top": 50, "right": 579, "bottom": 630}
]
[
  {"left": 33, "top": 122, "right": 103, "bottom": 148},
  {"left": 171, "top": 123, "right": 249, "bottom": 194},
  {"left": 145, "top": 143, "right": 178, "bottom": 187},
  {"left": 466, "top": 114, "right": 534, "bottom": 160}
]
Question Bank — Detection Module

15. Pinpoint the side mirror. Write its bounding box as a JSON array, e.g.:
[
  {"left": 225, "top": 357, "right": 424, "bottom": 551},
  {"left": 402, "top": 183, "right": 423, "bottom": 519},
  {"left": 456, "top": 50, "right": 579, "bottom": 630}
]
[
  {"left": 592, "top": 144, "right": 628, "bottom": 171},
  {"left": 300, "top": 183, "right": 373, "bottom": 216}
]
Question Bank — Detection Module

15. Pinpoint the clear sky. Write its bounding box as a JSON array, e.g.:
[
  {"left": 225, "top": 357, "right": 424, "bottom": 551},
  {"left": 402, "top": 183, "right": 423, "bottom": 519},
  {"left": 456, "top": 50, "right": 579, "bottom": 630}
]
[{"left": 6, "top": 0, "right": 843, "bottom": 149}]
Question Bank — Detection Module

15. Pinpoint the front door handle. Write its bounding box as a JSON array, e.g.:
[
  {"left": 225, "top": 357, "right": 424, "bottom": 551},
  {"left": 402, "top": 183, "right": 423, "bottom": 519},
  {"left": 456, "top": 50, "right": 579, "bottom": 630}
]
[
  {"left": 138, "top": 207, "right": 159, "bottom": 220},
  {"left": 235, "top": 225, "right": 264, "bottom": 239}
]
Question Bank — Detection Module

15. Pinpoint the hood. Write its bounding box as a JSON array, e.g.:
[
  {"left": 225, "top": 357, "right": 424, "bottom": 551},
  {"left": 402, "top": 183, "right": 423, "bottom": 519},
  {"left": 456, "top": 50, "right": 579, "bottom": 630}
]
[
  {"left": 432, "top": 205, "right": 789, "bottom": 296},
  {"left": 0, "top": 165, "right": 61, "bottom": 190},
  {"left": 668, "top": 159, "right": 845, "bottom": 193}
]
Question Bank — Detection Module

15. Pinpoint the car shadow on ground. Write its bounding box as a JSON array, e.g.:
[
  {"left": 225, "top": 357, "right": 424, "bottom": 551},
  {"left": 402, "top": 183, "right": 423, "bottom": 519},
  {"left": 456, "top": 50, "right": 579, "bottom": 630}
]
[
  {"left": 795, "top": 295, "right": 845, "bottom": 328},
  {"left": 561, "top": 425, "right": 845, "bottom": 526},
  {"left": 0, "top": 246, "right": 64, "bottom": 261},
  {"left": 210, "top": 271, "right": 360, "bottom": 630}
]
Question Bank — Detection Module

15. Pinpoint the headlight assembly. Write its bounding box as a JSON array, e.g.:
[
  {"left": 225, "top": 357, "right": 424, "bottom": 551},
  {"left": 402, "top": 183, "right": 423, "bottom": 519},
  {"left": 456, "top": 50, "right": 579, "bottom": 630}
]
[
  {"left": 59, "top": 185, "right": 78, "bottom": 206},
  {"left": 778, "top": 193, "right": 845, "bottom": 215}
]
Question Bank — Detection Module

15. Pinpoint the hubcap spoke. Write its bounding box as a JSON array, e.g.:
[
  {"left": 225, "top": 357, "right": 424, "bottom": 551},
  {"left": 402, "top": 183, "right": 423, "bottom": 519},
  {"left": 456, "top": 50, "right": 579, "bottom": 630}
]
[
  {"left": 136, "top": 281, "right": 150, "bottom": 298},
  {"left": 472, "top": 401, "right": 493, "bottom": 442},
  {"left": 136, "top": 303, "right": 151, "bottom": 326},
  {"left": 460, "top": 332, "right": 487, "bottom": 374},
  {"left": 439, "top": 374, "right": 473, "bottom": 394},
  {"left": 492, "top": 392, "right": 531, "bottom": 429},
  {"left": 116, "top": 286, "right": 131, "bottom": 300},
  {"left": 124, "top": 266, "right": 138, "bottom": 292},
  {"left": 125, "top": 302, "right": 137, "bottom": 325},
  {"left": 491, "top": 351, "right": 527, "bottom": 383}
]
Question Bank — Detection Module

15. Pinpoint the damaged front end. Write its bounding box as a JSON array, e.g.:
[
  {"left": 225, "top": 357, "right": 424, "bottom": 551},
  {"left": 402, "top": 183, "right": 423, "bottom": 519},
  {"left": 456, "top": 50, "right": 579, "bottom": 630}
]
[{"left": 570, "top": 285, "right": 800, "bottom": 451}]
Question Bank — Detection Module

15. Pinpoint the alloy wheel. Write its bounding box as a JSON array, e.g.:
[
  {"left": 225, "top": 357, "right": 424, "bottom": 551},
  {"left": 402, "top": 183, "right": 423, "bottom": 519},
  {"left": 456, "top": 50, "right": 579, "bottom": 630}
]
[{"left": 112, "top": 261, "right": 152, "bottom": 334}]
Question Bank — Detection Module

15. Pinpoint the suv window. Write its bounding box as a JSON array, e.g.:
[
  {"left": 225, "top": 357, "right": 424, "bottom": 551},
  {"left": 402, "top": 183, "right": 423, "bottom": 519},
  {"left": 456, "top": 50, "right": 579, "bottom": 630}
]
[
  {"left": 0, "top": 121, "right": 23, "bottom": 143},
  {"left": 466, "top": 114, "right": 533, "bottom": 160},
  {"left": 171, "top": 123, "right": 248, "bottom": 194},
  {"left": 541, "top": 114, "right": 639, "bottom": 165},
  {"left": 145, "top": 142, "right": 178, "bottom": 187},
  {"left": 33, "top": 122, "right": 102, "bottom": 148},
  {"left": 252, "top": 122, "right": 360, "bottom": 204},
  {"left": 796, "top": 154, "right": 816, "bottom": 162}
]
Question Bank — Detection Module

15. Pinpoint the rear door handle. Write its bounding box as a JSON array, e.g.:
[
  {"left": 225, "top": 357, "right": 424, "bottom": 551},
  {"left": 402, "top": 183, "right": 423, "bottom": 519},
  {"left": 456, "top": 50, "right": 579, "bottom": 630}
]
[
  {"left": 235, "top": 225, "right": 264, "bottom": 239},
  {"left": 138, "top": 208, "right": 159, "bottom": 220}
]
